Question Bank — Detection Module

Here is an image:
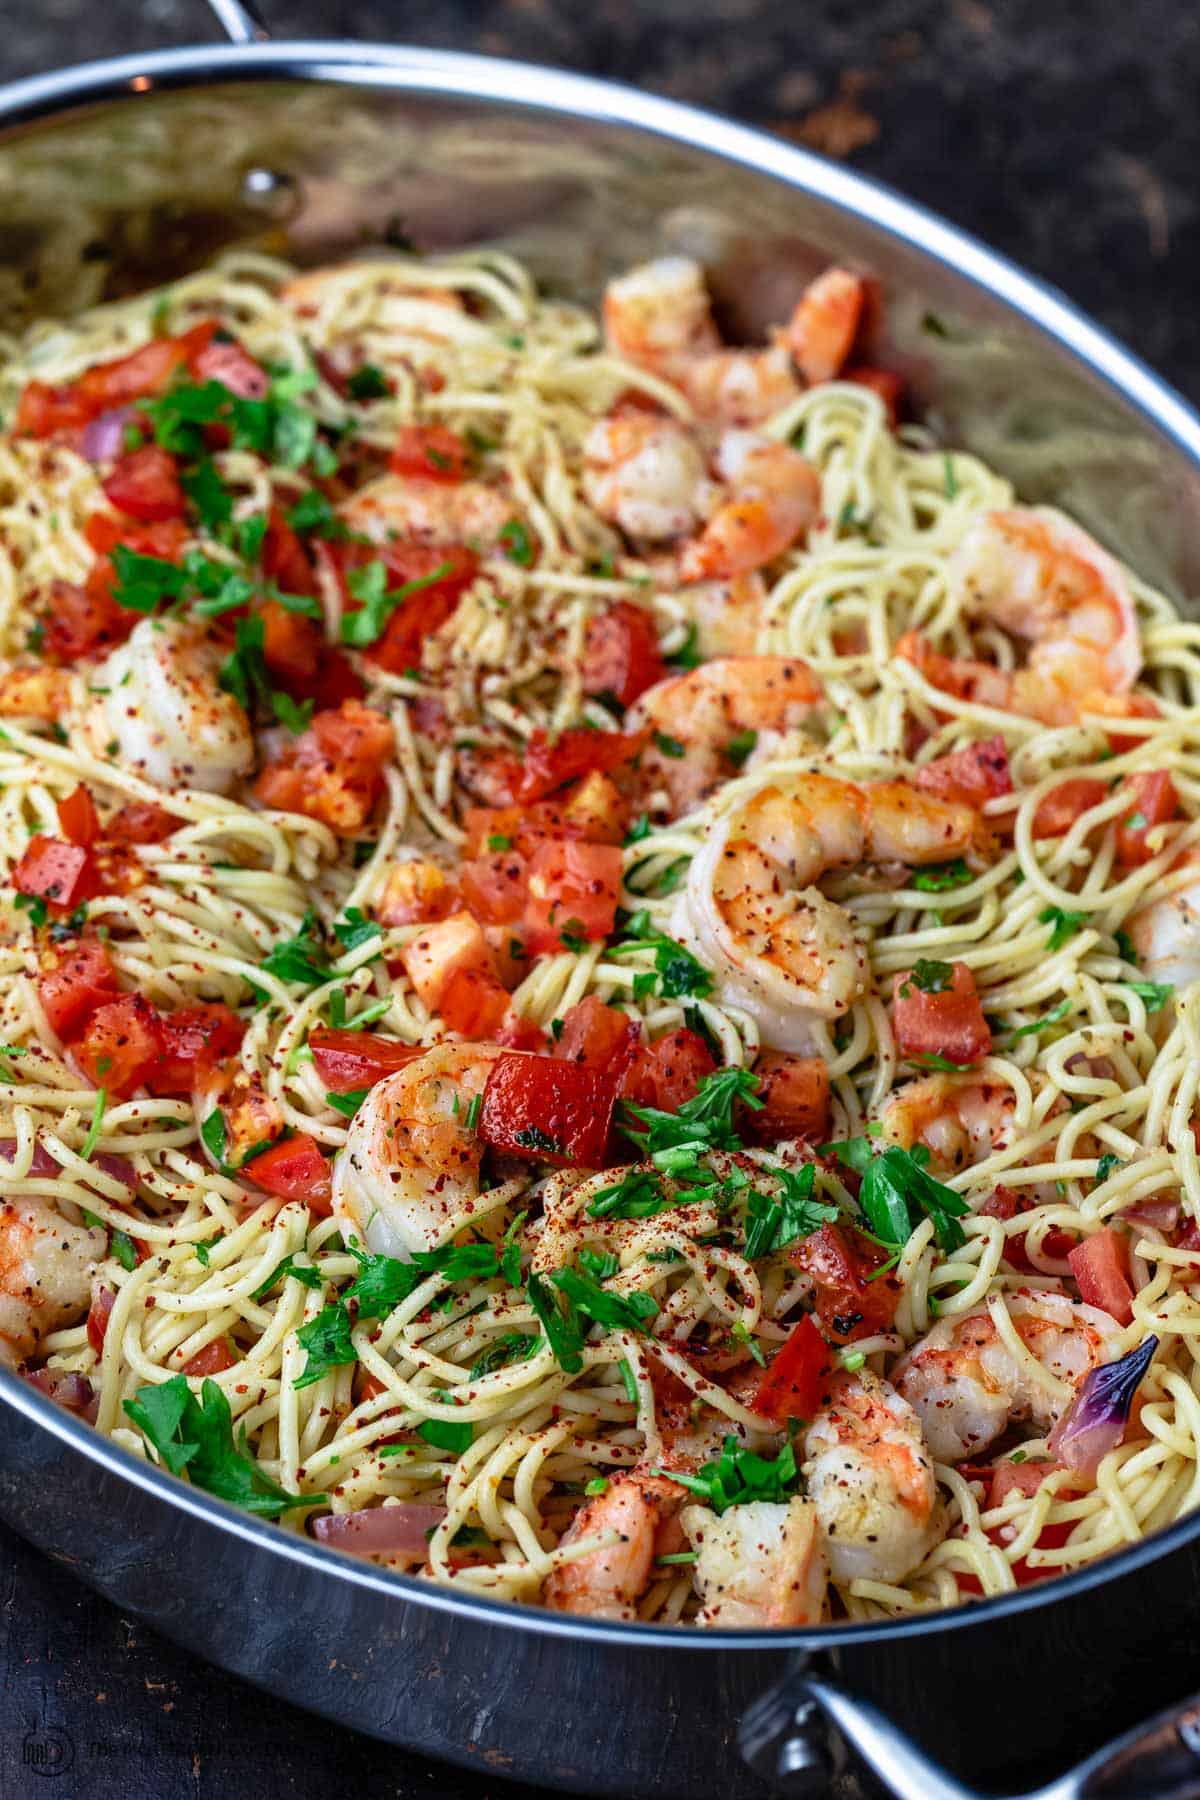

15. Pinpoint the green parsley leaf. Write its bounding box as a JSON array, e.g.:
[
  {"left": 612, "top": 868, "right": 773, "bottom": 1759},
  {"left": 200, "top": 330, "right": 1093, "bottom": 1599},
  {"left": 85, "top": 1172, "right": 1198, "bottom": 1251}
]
[
  {"left": 110, "top": 1228, "right": 138, "bottom": 1272},
  {"left": 912, "top": 860, "right": 972, "bottom": 893},
  {"left": 665, "top": 623, "right": 702, "bottom": 670},
  {"left": 579, "top": 1248, "right": 621, "bottom": 1281},
  {"left": 1008, "top": 999, "right": 1072, "bottom": 1039},
  {"left": 526, "top": 1270, "right": 585, "bottom": 1373},
  {"left": 499, "top": 518, "right": 533, "bottom": 565},
  {"left": 587, "top": 1169, "right": 672, "bottom": 1221},
  {"left": 663, "top": 1436, "right": 800, "bottom": 1515},
  {"left": 110, "top": 545, "right": 187, "bottom": 613},
  {"left": 1039, "top": 906, "right": 1089, "bottom": 951},
  {"left": 549, "top": 1266, "right": 658, "bottom": 1336},
  {"left": 261, "top": 909, "right": 331, "bottom": 986},
  {"left": 235, "top": 513, "right": 268, "bottom": 562},
  {"left": 908, "top": 959, "right": 954, "bottom": 994},
  {"left": 326, "top": 1088, "right": 369, "bottom": 1117},
  {"left": 1125, "top": 980, "right": 1173, "bottom": 1012},
  {"left": 332, "top": 906, "right": 383, "bottom": 954},
  {"left": 339, "top": 558, "right": 454, "bottom": 649},
  {"left": 293, "top": 1304, "right": 358, "bottom": 1388},
  {"left": 859, "top": 1143, "right": 969, "bottom": 1253},
  {"left": 270, "top": 690, "right": 315, "bottom": 735},
  {"left": 1094, "top": 1154, "right": 1123, "bottom": 1187},
  {"left": 13, "top": 894, "right": 49, "bottom": 928},
  {"left": 286, "top": 488, "right": 347, "bottom": 539},
  {"left": 943, "top": 452, "right": 959, "bottom": 499},
  {"left": 124, "top": 1375, "right": 309, "bottom": 1516},
  {"left": 613, "top": 909, "right": 713, "bottom": 1001},
  {"left": 346, "top": 363, "right": 390, "bottom": 400},
  {"left": 417, "top": 1416, "right": 473, "bottom": 1453},
  {"left": 621, "top": 1067, "right": 760, "bottom": 1166},
  {"left": 1115, "top": 928, "right": 1139, "bottom": 964},
  {"left": 182, "top": 457, "right": 234, "bottom": 532},
  {"left": 200, "top": 1109, "right": 229, "bottom": 1169},
  {"left": 743, "top": 1164, "right": 838, "bottom": 1260},
  {"left": 250, "top": 1255, "right": 325, "bottom": 1300},
  {"left": 909, "top": 1053, "right": 974, "bottom": 1072},
  {"left": 468, "top": 1332, "right": 539, "bottom": 1379},
  {"left": 80, "top": 1087, "right": 107, "bottom": 1161},
  {"left": 653, "top": 731, "right": 685, "bottom": 759},
  {"left": 725, "top": 729, "right": 757, "bottom": 769}
]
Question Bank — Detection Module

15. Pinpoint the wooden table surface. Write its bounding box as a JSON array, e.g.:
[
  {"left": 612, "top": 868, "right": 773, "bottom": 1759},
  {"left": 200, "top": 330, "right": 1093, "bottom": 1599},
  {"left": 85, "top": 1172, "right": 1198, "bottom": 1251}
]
[{"left": 2, "top": 2, "right": 1200, "bottom": 1795}]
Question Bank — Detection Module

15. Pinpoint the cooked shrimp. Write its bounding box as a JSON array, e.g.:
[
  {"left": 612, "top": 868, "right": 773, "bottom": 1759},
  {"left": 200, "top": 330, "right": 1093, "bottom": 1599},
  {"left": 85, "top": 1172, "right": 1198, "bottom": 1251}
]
[
  {"left": 582, "top": 414, "right": 715, "bottom": 543},
  {"left": 544, "top": 1468, "right": 685, "bottom": 1620},
  {"left": 904, "top": 508, "right": 1142, "bottom": 727},
  {"left": 677, "top": 775, "right": 986, "bottom": 1051},
  {"left": 680, "top": 346, "right": 801, "bottom": 428},
  {"left": 1128, "top": 847, "right": 1200, "bottom": 990},
  {"left": 331, "top": 1042, "right": 502, "bottom": 1260},
  {"left": 281, "top": 262, "right": 466, "bottom": 340},
  {"left": 0, "top": 666, "right": 72, "bottom": 721},
  {"left": 880, "top": 1074, "right": 1016, "bottom": 1174},
  {"left": 602, "top": 256, "right": 722, "bottom": 374},
  {"left": 892, "top": 1291, "right": 1123, "bottom": 1462},
  {"left": 629, "top": 655, "right": 823, "bottom": 817},
  {"left": 683, "top": 573, "right": 768, "bottom": 657},
  {"left": 0, "top": 1198, "right": 106, "bottom": 1369},
  {"left": 86, "top": 617, "right": 254, "bottom": 795},
  {"left": 803, "top": 1370, "right": 939, "bottom": 1585},
  {"left": 681, "top": 1496, "right": 828, "bottom": 1626},
  {"left": 678, "top": 433, "right": 821, "bottom": 583},
  {"left": 338, "top": 472, "right": 515, "bottom": 551},
  {"left": 786, "top": 267, "right": 865, "bottom": 385}
]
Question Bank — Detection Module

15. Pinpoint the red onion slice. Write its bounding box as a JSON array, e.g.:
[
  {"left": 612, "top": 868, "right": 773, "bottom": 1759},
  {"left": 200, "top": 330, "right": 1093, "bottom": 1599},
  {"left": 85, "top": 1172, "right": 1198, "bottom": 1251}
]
[
  {"left": 22, "top": 1367, "right": 98, "bottom": 1423},
  {"left": 1048, "top": 1335, "right": 1158, "bottom": 1478},
  {"left": 0, "top": 1140, "right": 135, "bottom": 1190},
  {"left": 1126, "top": 1197, "right": 1179, "bottom": 1233},
  {"left": 310, "top": 1502, "right": 447, "bottom": 1558},
  {"left": 80, "top": 406, "right": 135, "bottom": 463}
]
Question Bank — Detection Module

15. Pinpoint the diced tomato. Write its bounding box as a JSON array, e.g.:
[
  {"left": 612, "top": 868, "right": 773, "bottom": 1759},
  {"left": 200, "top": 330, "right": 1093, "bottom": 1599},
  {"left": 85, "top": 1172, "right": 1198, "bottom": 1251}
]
[
  {"left": 84, "top": 514, "right": 189, "bottom": 563},
  {"left": 741, "top": 1052, "right": 830, "bottom": 1144},
  {"left": 524, "top": 841, "right": 623, "bottom": 955},
  {"left": 1032, "top": 779, "right": 1108, "bottom": 838},
  {"left": 957, "top": 1461, "right": 1079, "bottom": 1594},
  {"left": 182, "top": 1338, "right": 238, "bottom": 1377},
  {"left": 788, "top": 267, "right": 865, "bottom": 384},
  {"left": 255, "top": 699, "right": 395, "bottom": 834},
  {"left": 12, "top": 836, "right": 98, "bottom": 911},
  {"left": 56, "top": 785, "right": 100, "bottom": 849},
  {"left": 102, "top": 444, "right": 186, "bottom": 522},
  {"left": 438, "top": 966, "right": 512, "bottom": 1038},
  {"left": 41, "top": 578, "right": 130, "bottom": 664},
  {"left": 619, "top": 1029, "right": 716, "bottom": 1113},
  {"left": 892, "top": 960, "right": 991, "bottom": 1066},
  {"left": 1068, "top": 1227, "right": 1134, "bottom": 1323},
  {"left": 15, "top": 380, "right": 93, "bottom": 438},
  {"left": 979, "top": 1184, "right": 1077, "bottom": 1271},
  {"left": 553, "top": 996, "right": 641, "bottom": 1079},
  {"left": 1085, "top": 688, "right": 1160, "bottom": 755},
  {"left": 913, "top": 735, "right": 1011, "bottom": 811},
  {"left": 310, "top": 649, "right": 366, "bottom": 710},
  {"left": 75, "top": 994, "right": 163, "bottom": 1095},
  {"left": 463, "top": 777, "right": 628, "bottom": 861},
  {"left": 989, "top": 1460, "right": 1065, "bottom": 1505},
  {"left": 367, "top": 546, "right": 479, "bottom": 677},
  {"left": 260, "top": 597, "right": 323, "bottom": 692},
  {"left": 189, "top": 334, "right": 267, "bottom": 398},
  {"left": 86, "top": 1285, "right": 115, "bottom": 1357},
  {"left": 502, "top": 728, "right": 646, "bottom": 805},
  {"left": 37, "top": 936, "right": 119, "bottom": 1039},
  {"left": 377, "top": 860, "right": 460, "bottom": 928},
  {"left": 262, "top": 505, "right": 316, "bottom": 596},
  {"left": 582, "top": 601, "right": 666, "bottom": 709},
  {"left": 460, "top": 851, "right": 529, "bottom": 926},
  {"left": 78, "top": 329, "right": 209, "bottom": 415},
  {"left": 479, "top": 1052, "right": 616, "bottom": 1168},
  {"left": 748, "top": 1314, "right": 833, "bottom": 1427},
  {"left": 495, "top": 1010, "right": 548, "bottom": 1052},
  {"left": 103, "top": 801, "right": 177, "bottom": 846},
  {"left": 309, "top": 1028, "right": 425, "bottom": 1094},
  {"left": 842, "top": 364, "right": 904, "bottom": 426},
  {"left": 790, "top": 1222, "right": 902, "bottom": 1344},
  {"left": 388, "top": 424, "right": 470, "bottom": 483},
  {"left": 248, "top": 1134, "right": 333, "bottom": 1211},
  {"left": 1115, "top": 770, "right": 1178, "bottom": 867},
  {"left": 400, "top": 912, "right": 510, "bottom": 1038},
  {"left": 152, "top": 1004, "right": 245, "bottom": 1096}
]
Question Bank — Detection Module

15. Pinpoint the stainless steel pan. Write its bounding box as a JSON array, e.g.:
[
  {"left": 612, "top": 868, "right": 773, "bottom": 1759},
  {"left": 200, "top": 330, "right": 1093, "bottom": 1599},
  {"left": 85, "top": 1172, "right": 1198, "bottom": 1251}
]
[{"left": 3, "top": 7, "right": 1200, "bottom": 1795}]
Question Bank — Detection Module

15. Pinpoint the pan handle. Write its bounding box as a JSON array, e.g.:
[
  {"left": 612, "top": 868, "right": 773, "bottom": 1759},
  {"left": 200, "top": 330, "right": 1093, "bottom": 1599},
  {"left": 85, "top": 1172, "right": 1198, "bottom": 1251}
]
[
  {"left": 204, "top": 0, "right": 272, "bottom": 44},
  {"left": 740, "top": 1658, "right": 1200, "bottom": 1799}
]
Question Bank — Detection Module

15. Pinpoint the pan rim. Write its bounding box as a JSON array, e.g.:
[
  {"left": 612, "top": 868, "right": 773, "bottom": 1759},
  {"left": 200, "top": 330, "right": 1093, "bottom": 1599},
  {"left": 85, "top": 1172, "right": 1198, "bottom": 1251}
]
[{"left": 1, "top": 36, "right": 1198, "bottom": 1652}]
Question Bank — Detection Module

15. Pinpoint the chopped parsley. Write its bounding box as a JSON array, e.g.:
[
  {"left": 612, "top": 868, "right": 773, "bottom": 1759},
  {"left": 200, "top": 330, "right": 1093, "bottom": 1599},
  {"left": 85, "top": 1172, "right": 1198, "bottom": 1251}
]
[
  {"left": 1125, "top": 980, "right": 1173, "bottom": 1012},
  {"left": 339, "top": 558, "right": 454, "bottom": 649},
  {"left": 1039, "top": 906, "right": 1089, "bottom": 951},
  {"left": 468, "top": 1332, "right": 540, "bottom": 1379},
  {"left": 80, "top": 1087, "right": 107, "bottom": 1162},
  {"left": 663, "top": 1437, "right": 800, "bottom": 1514},
  {"left": 902, "top": 959, "right": 954, "bottom": 996},
  {"left": 653, "top": 731, "right": 685, "bottom": 759},
  {"left": 124, "top": 1375, "right": 310, "bottom": 1517},
  {"left": 1094, "top": 1154, "right": 1123, "bottom": 1188},
  {"left": 665, "top": 623, "right": 702, "bottom": 670},
  {"left": 260, "top": 909, "right": 332, "bottom": 987},
  {"left": 725, "top": 729, "right": 757, "bottom": 769},
  {"left": 326, "top": 1089, "right": 369, "bottom": 1118},
  {"left": 346, "top": 363, "right": 390, "bottom": 400},
  {"left": 417, "top": 1415, "right": 473, "bottom": 1454},
  {"left": 743, "top": 1164, "right": 838, "bottom": 1260},
  {"left": 912, "top": 860, "right": 972, "bottom": 893},
  {"left": 250, "top": 1254, "right": 324, "bottom": 1300},
  {"left": 856, "top": 1142, "right": 969, "bottom": 1254},
  {"left": 332, "top": 907, "right": 383, "bottom": 955},
  {"left": 499, "top": 519, "right": 533, "bottom": 566},
  {"left": 612, "top": 909, "right": 713, "bottom": 1001},
  {"left": 1008, "top": 999, "right": 1072, "bottom": 1039}
]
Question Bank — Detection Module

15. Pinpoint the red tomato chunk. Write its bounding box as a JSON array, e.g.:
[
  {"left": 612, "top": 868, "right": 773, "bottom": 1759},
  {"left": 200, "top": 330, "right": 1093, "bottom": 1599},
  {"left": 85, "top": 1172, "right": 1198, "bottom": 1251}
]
[
  {"left": 553, "top": 996, "right": 640, "bottom": 1079},
  {"left": 309, "top": 1029, "right": 424, "bottom": 1094},
  {"left": 154, "top": 1004, "right": 245, "bottom": 1096},
  {"left": 102, "top": 445, "right": 186, "bottom": 521},
  {"left": 740, "top": 1052, "right": 830, "bottom": 1144},
  {"left": 892, "top": 961, "right": 991, "bottom": 1066},
  {"left": 1068, "top": 1227, "right": 1135, "bottom": 1324},
  {"left": 56, "top": 786, "right": 100, "bottom": 849},
  {"left": 12, "top": 836, "right": 97, "bottom": 910},
  {"left": 38, "top": 937, "right": 119, "bottom": 1039},
  {"left": 75, "top": 995, "right": 163, "bottom": 1096},
  {"left": 620, "top": 1029, "right": 716, "bottom": 1113},
  {"left": 1115, "top": 770, "right": 1178, "bottom": 867},
  {"left": 582, "top": 602, "right": 666, "bottom": 710},
  {"left": 1032, "top": 779, "right": 1108, "bottom": 838},
  {"left": 524, "top": 841, "right": 623, "bottom": 955},
  {"left": 913, "top": 735, "right": 1011, "bottom": 811},
  {"left": 748, "top": 1314, "right": 832, "bottom": 1427},
  {"left": 248, "top": 1134, "right": 332, "bottom": 1210},
  {"left": 479, "top": 1053, "right": 616, "bottom": 1168},
  {"left": 790, "top": 1222, "right": 902, "bottom": 1345}
]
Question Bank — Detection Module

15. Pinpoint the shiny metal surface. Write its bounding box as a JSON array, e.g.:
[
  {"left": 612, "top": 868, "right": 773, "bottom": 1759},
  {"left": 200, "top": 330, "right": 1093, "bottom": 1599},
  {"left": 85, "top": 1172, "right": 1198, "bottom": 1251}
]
[{"left": 2, "top": 39, "right": 1200, "bottom": 1798}]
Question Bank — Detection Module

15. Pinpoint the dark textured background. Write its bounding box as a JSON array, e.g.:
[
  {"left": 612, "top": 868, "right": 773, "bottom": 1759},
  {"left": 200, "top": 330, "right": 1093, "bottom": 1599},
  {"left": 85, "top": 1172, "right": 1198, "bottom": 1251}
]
[{"left": 3, "top": 2, "right": 1200, "bottom": 1796}]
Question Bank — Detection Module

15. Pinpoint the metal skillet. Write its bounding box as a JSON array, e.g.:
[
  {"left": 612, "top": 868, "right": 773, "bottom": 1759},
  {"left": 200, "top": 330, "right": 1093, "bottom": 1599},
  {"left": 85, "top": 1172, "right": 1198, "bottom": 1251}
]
[{"left": 3, "top": 3, "right": 1200, "bottom": 1794}]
